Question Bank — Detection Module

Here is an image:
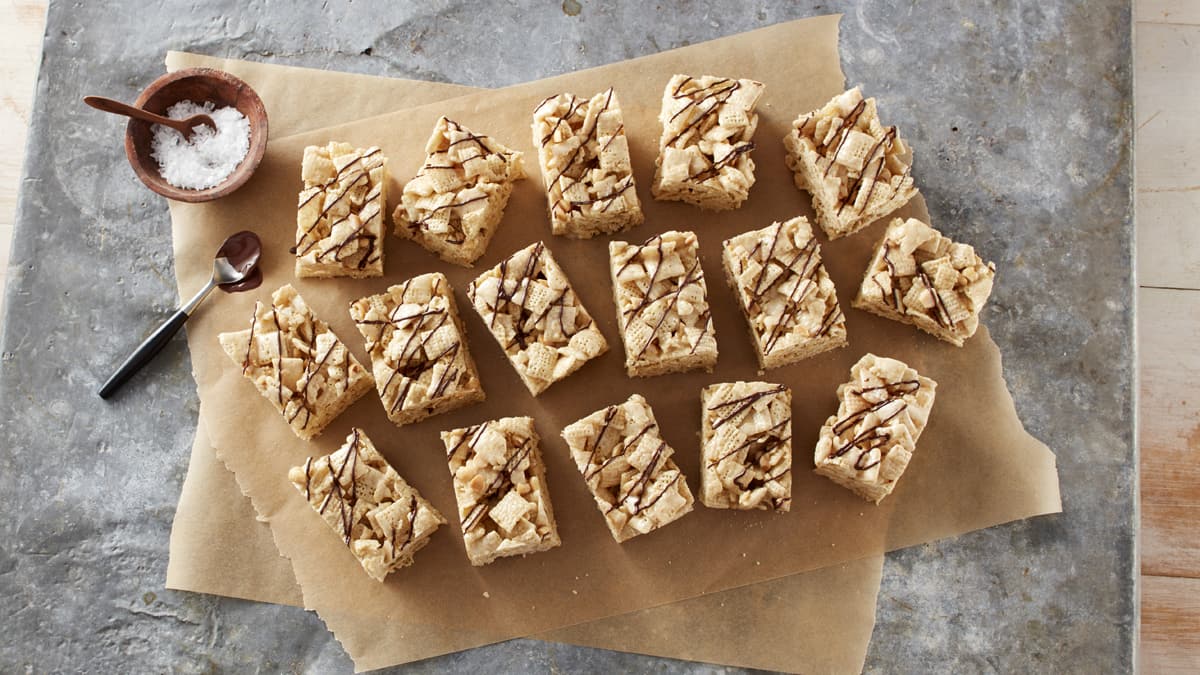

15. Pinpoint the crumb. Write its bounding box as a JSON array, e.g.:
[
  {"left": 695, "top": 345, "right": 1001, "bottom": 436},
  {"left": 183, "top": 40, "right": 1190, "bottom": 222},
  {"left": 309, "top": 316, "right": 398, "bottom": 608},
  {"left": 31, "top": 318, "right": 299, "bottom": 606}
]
[{"left": 483, "top": 591, "right": 490, "bottom": 599}]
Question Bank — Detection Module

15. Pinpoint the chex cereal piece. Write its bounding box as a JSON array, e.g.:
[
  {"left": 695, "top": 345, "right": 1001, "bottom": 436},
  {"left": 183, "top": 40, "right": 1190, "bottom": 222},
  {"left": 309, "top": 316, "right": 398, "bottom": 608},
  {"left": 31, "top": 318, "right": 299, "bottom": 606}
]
[
  {"left": 289, "top": 429, "right": 446, "bottom": 581},
  {"left": 349, "top": 273, "right": 484, "bottom": 427},
  {"left": 814, "top": 354, "right": 936, "bottom": 503},
  {"left": 295, "top": 142, "right": 386, "bottom": 278},
  {"left": 700, "top": 381, "right": 792, "bottom": 512},
  {"left": 393, "top": 117, "right": 525, "bottom": 267},
  {"left": 561, "top": 394, "right": 695, "bottom": 542},
  {"left": 218, "top": 285, "right": 373, "bottom": 440},
  {"left": 853, "top": 217, "right": 996, "bottom": 346},
  {"left": 609, "top": 230, "right": 718, "bottom": 377},
  {"left": 532, "top": 88, "right": 644, "bottom": 238},
  {"left": 722, "top": 216, "right": 847, "bottom": 370},
  {"left": 441, "top": 417, "right": 561, "bottom": 566},
  {"left": 652, "top": 74, "right": 765, "bottom": 210},
  {"left": 783, "top": 87, "right": 918, "bottom": 239},
  {"left": 467, "top": 242, "right": 608, "bottom": 396}
]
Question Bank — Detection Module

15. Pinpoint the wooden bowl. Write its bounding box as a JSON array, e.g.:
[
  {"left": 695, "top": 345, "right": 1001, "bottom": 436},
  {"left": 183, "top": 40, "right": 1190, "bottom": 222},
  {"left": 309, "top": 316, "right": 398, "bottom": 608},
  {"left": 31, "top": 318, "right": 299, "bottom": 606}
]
[{"left": 124, "top": 68, "right": 269, "bottom": 202}]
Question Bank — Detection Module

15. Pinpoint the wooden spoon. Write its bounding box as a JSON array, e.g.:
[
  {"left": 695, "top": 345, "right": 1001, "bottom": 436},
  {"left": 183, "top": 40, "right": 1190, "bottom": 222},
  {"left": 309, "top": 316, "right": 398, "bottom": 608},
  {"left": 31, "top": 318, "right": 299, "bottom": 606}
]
[{"left": 84, "top": 95, "right": 216, "bottom": 140}]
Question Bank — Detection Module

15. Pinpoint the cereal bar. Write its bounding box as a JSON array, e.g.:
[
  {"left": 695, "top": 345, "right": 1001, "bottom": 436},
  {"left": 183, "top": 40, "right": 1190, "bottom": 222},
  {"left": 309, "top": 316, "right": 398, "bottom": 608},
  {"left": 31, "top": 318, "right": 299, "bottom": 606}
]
[
  {"left": 467, "top": 242, "right": 608, "bottom": 396},
  {"left": 783, "top": 87, "right": 918, "bottom": 239},
  {"left": 722, "top": 216, "right": 847, "bottom": 370},
  {"left": 700, "top": 381, "right": 792, "bottom": 512},
  {"left": 814, "top": 353, "right": 936, "bottom": 503},
  {"left": 349, "top": 273, "right": 485, "bottom": 427},
  {"left": 560, "top": 394, "right": 695, "bottom": 542},
  {"left": 609, "top": 230, "right": 717, "bottom": 377},
  {"left": 218, "top": 285, "right": 373, "bottom": 440},
  {"left": 532, "top": 88, "right": 644, "bottom": 238},
  {"left": 289, "top": 428, "right": 446, "bottom": 581},
  {"left": 442, "top": 417, "right": 561, "bottom": 566},
  {"left": 853, "top": 218, "right": 996, "bottom": 347},
  {"left": 295, "top": 142, "right": 386, "bottom": 278},
  {"left": 393, "top": 117, "right": 525, "bottom": 267},
  {"left": 652, "top": 74, "right": 764, "bottom": 210}
]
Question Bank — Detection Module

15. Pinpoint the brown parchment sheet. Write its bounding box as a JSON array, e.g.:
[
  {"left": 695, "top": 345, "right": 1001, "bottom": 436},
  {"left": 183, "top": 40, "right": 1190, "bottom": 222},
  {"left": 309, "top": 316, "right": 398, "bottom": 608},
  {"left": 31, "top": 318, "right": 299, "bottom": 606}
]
[
  {"left": 167, "top": 13, "right": 1060, "bottom": 670},
  {"left": 162, "top": 43, "right": 889, "bottom": 673}
]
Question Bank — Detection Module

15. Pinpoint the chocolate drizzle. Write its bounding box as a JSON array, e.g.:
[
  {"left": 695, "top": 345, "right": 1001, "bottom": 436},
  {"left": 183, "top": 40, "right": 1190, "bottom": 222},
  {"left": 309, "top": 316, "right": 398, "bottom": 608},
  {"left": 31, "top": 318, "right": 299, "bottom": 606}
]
[
  {"left": 319, "top": 429, "right": 362, "bottom": 545},
  {"left": 459, "top": 434, "right": 534, "bottom": 532},
  {"left": 664, "top": 77, "right": 740, "bottom": 147},
  {"left": 829, "top": 379, "right": 924, "bottom": 472},
  {"left": 538, "top": 89, "right": 635, "bottom": 219},
  {"left": 708, "top": 385, "right": 788, "bottom": 429},
  {"left": 616, "top": 234, "right": 712, "bottom": 361}
]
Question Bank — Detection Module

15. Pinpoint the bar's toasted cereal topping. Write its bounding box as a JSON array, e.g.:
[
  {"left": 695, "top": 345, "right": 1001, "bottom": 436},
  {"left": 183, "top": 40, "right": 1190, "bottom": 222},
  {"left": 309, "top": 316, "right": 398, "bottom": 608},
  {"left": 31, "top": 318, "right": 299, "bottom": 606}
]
[
  {"left": 350, "top": 273, "right": 484, "bottom": 426},
  {"left": 701, "top": 381, "right": 792, "bottom": 512},
  {"left": 468, "top": 242, "right": 608, "bottom": 396},
  {"left": 560, "top": 394, "right": 694, "bottom": 542},
  {"left": 532, "top": 88, "right": 643, "bottom": 238},
  {"left": 854, "top": 218, "right": 996, "bottom": 347},
  {"left": 394, "top": 117, "right": 525, "bottom": 266},
  {"left": 814, "top": 353, "right": 936, "bottom": 504},
  {"left": 295, "top": 142, "right": 386, "bottom": 277},
  {"left": 442, "top": 417, "right": 560, "bottom": 566},
  {"left": 218, "top": 285, "right": 372, "bottom": 440},
  {"left": 609, "top": 230, "right": 717, "bottom": 376},
  {"left": 289, "top": 428, "right": 446, "bottom": 581},
  {"left": 723, "top": 217, "right": 846, "bottom": 368},
  {"left": 653, "top": 74, "right": 765, "bottom": 210},
  {"left": 783, "top": 87, "right": 917, "bottom": 239}
]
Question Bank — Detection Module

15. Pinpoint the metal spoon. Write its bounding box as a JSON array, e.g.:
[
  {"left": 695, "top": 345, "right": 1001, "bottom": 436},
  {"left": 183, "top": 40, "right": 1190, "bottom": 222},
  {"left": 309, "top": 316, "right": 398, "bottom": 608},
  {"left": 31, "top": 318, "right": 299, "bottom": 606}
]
[
  {"left": 98, "top": 231, "right": 262, "bottom": 399},
  {"left": 83, "top": 95, "right": 216, "bottom": 140}
]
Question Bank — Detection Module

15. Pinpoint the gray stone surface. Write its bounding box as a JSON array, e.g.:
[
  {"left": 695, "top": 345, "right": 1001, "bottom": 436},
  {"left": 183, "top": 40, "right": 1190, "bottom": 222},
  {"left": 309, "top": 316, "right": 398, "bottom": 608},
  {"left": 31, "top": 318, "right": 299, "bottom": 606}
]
[{"left": 0, "top": 1, "right": 1133, "bottom": 673}]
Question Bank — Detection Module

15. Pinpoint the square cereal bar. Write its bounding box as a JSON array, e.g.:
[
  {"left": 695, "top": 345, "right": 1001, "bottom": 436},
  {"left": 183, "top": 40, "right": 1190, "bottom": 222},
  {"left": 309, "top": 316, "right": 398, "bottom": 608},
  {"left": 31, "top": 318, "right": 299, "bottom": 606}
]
[
  {"left": 561, "top": 394, "right": 695, "bottom": 542},
  {"left": 652, "top": 74, "right": 764, "bottom": 210},
  {"left": 814, "top": 353, "right": 936, "bottom": 504},
  {"left": 853, "top": 217, "right": 996, "bottom": 347},
  {"left": 393, "top": 117, "right": 525, "bottom": 267},
  {"left": 532, "top": 88, "right": 644, "bottom": 238},
  {"left": 218, "top": 285, "right": 373, "bottom": 440},
  {"left": 289, "top": 428, "right": 446, "bottom": 581},
  {"left": 722, "top": 216, "right": 848, "bottom": 370},
  {"left": 609, "top": 230, "right": 717, "bottom": 377},
  {"left": 295, "top": 142, "right": 386, "bottom": 278},
  {"left": 700, "top": 381, "right": 792, "bottom": 512},
  {"left": 441, "top": 417, "right": 561, "bottom": 566},
  {"left": 467, "top": 242, "right": 608, "bottom": 396},
  {"left": 349, "top": 273, "right": 485, "bottom": 427},
  {"left": 783, "top": 87, "right": 918, "bottom": 239}
]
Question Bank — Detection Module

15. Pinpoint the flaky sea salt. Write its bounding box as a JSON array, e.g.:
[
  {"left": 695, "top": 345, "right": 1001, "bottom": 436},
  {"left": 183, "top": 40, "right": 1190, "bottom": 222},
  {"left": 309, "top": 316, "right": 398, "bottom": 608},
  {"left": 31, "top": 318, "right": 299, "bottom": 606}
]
[{"left": 150, "top": 100, "right": 250, "bottom": 190}]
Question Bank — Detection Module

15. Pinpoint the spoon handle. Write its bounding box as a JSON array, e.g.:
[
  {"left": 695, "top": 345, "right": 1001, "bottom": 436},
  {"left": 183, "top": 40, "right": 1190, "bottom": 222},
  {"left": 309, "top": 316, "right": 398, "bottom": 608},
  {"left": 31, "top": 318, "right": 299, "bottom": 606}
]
[
  {"left": 97, "top": 309, "right": 191, "bottom": 399},
  {"left": 83, "top": 95, "right": 178, "bottom": 129}
]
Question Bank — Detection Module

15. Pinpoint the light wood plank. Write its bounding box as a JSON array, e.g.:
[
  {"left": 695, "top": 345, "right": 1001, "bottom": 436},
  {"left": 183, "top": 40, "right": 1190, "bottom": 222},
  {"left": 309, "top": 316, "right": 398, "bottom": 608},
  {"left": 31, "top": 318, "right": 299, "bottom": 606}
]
[
  {"left": 1139, "top": 287, "right": 1200, "bottom": 578},
  {"left": 1138, "top": 1, "right": 1200, "bottom": 25},
  {"left": 0, "top": 0, "right": 47, "bottom": 324},
  {"left": 1135, "top": 23, "right": 1200, "bottom": 193},
  {"left": 1138, "top": 190, "right": 1200, "bottom": 289},
  {"left": 1142, "top": 575, "right": 1200, "bottom": 674}
]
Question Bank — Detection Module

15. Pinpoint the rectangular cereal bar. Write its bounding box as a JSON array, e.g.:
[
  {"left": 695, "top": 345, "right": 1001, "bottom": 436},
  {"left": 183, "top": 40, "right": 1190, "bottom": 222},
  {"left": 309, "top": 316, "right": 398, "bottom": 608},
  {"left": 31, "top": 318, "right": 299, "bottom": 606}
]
[
  {"left": 783, "top": 87, "right": 918, "bottom": 240},
  {"left": 393, "top": 117, "right": 525, "bottom": 267},
  {"left": 532, "top": 88, "right": 644, "bottom": 238},
  {"left": 218, "top": 284, "right": 374, "bottom": 440},
  {"left": 652, "top": 74, "right": 764, "bottom": 210},
  {"left": 700, "top": 381, "right": 792, "bottom": 512},
  {"left": 295, "top": 142, "right": 386, "bottom": 278},
  {"left": 441, "top": 417, "right": 561, "bottom": 566},
  {"left": 467, "top": 241, "right": 608, "bottom": 396},
  {"left": 289, "top": 428, "right": 446, "bottom": 581},
  {"left": 349, "top": 273, "right": 485, "bottom": 427},
  {"left": 560, "top": 394, "right": 695, "bottom": 542},
  {"left": 609, "top": 230, "right": 718, "bottom": 377},
  {"left": 853, "top": 217, "right": 996, "bottom": 347},
  {"left": 722, "top": 216, "right": 848, "bottom": 370},
  {"left": 814, "top": 353, "right": 936, "bottom": 503}
]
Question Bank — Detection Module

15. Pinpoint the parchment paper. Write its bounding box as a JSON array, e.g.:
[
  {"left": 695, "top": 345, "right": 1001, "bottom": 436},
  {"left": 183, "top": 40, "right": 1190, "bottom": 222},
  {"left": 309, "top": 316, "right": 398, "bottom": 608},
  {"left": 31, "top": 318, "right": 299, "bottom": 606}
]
[
  {"left": 167, "top": 14, "right": 1060, "bottom": 670},
  {"left": 162, "top": 39, "right": 890, "bottom": 672}
]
